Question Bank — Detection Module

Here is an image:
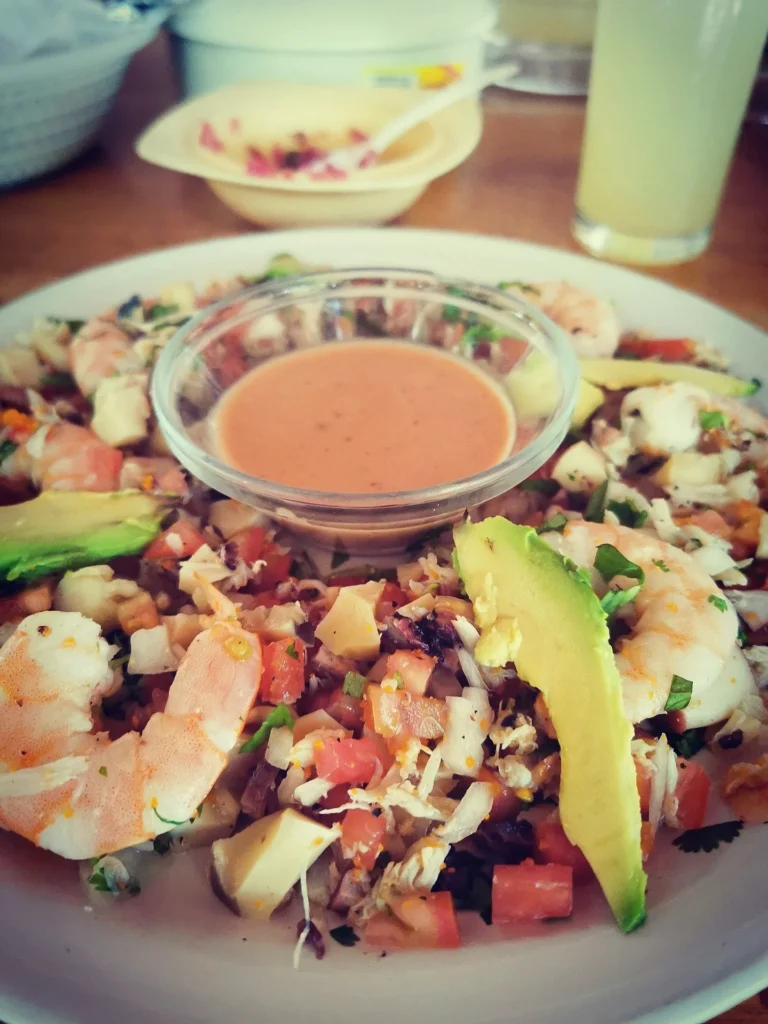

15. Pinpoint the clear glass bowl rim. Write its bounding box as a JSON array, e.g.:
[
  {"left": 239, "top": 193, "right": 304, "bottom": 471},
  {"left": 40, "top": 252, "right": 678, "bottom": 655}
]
[{"left": 151, "top": 267, "right": 579, "bottom": 513}]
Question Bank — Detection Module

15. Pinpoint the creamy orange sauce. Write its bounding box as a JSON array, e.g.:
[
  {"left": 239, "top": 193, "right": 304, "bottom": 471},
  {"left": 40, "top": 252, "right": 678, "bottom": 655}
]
[{"left": 214, "top": 340, "right": 515, "bottom": 493}]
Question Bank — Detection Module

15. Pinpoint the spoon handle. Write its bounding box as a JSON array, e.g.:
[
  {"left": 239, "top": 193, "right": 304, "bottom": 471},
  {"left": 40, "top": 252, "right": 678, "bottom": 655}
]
[{"left": 369, "top": 60, "right": 520, "bottom": 155}]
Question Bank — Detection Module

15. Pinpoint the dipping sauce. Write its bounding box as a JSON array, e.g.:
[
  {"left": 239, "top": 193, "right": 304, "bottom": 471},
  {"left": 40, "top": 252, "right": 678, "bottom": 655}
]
[{"left": 214, "top": 340, "right": 516, "bottom": 493}]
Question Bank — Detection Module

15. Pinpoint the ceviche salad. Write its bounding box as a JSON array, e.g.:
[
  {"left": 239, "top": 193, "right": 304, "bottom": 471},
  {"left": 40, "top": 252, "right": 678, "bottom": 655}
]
[{"left": 0, "top": 255, "right": 767, "bottom": 961}]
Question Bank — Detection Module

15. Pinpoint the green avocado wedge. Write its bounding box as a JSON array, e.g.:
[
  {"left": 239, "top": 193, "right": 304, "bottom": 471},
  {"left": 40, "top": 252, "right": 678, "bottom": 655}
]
[
  {"left": 0, "top": 491, "right": 169, "bottom": 583},
  {"left": 579, "top": 357, "right": 758, "bottom": 397},
  {"left": 453, "top": 517, "right": 647, "bottom": 933}
]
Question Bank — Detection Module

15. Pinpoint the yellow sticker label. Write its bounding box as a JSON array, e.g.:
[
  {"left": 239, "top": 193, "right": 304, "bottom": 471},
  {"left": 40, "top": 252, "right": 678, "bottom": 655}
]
[{"left": 364, "top": 63, "right": 465, "bottom": 89}]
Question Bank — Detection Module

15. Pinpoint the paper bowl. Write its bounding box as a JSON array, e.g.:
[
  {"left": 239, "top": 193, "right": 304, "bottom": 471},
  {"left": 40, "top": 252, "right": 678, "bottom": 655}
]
[{"left": 136, "top": 79, "right": 482, "bottom": 227}]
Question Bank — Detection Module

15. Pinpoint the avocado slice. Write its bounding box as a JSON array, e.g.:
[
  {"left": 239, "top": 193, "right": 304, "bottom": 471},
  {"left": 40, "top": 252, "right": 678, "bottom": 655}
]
[
  {"left": 453, "top": 517, "right": 647, "bottom": 933},
  {"left": 580, "top": 358, "right": 758, "bottom": 397},
  {"left": 0, "top": 491, "right": 168, "bottom": 583}
]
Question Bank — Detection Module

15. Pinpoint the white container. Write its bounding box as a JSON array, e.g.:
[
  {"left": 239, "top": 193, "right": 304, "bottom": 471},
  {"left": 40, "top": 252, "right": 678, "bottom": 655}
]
[
  {"left": 170, "top": 0, "right": 496, "bottom": 96},
  {"left": 0, "top": 15, "right": 163, "bottom": 187}
]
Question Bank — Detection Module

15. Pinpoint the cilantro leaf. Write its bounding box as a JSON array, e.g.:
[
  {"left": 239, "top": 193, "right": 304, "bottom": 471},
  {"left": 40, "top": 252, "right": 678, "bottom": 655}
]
[
  {"left": 64, "top": 318, "right": 85, "bottom": 335},
  {"left": 585, "top": 480, "right": 609, "bottom": 523},
  {"left": 668, "top": 728, "right": 705, "bottom": 759},
  {"left": 672, "top": 820, "right": 743, "bottom": 853},
  {"left": 606, "top": 499, "right": 648, "bottom": 528},
  {"left": 664, "top": 675, "right": 693, "bottom": 712},
  {"left": 342, "top": 671, "right": 367, "bottom": 698},
  {"left": 40, "top": 371, "right": 76, "bottom": 389},
  {"left": 442, "top": 304, "right": 461, "bottom": 323},
  {"left": 708, "top": 594, "right": 728, "bottom": 613},
  {"left": 536, "top": 512, "right": 568, "bottom": 534},
  {"left": 146, "top": 303, "right": 179, "bottom": 321},
  {"left": 0, "top": 439, "right": 17, "bottom": 465},
  {"left": 330, "top": 925, "right": 360, "bottom": 947},
  {"left": 600, "top": 584, "right": 641, "bottom": 617},
  {"left": 652, "top": 559, "right": 670, "bottom": 573},
  {"left": 240, "top": 702, "right": 293, "bottom": 753},
  {"left": 87, "top": 869, "right": 111, "bottom": 893},
  {"left": 594, "top": 544, "right": 645, "bottom": 586},
  {"left": 152, "top": 805, "right": 187, "bottom": 827},
  {"left": 520, "top": 478, "right": 559, "bottom": 498},
  {"left": 461, "top": 323, "right": 503, "bottom": 350},
  {"left": 699, "top": 410, "right": 727, "bottom": 430},
  {"left": 286, "top": 641, "right": 299, "bottom": 660}
]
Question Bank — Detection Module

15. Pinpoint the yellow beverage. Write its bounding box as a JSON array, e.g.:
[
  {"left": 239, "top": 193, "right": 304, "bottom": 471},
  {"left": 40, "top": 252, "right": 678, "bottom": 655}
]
[
  {"left": 498, "top": 0, "right": 596, "bottom": 48},
  {"left": 574, "top": 0, "right": 768, "bottom": 265}
]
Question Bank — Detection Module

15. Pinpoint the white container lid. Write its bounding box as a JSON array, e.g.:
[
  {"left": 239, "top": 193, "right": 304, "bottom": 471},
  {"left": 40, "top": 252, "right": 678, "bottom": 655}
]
[{"left": 171, "top": 0, "right": 497, "bottom": 52}]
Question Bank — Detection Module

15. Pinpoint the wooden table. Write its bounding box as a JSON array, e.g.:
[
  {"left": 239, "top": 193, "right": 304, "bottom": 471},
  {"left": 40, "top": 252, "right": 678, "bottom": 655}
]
[{"left": 0, "top": 33, "right": 766, "bottom": 1024}]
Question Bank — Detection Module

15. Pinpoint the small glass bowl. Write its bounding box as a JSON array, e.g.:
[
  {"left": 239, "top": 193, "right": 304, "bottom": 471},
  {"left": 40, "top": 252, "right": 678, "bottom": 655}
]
[{"left": 151, "top": 268, "right": 578, "bottom": 554}]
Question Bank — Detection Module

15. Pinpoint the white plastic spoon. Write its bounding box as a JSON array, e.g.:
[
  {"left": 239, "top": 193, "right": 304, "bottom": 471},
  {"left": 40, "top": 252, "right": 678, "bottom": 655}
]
[{"left": 305, "top": 60, "right": 521, "bottom": 177}]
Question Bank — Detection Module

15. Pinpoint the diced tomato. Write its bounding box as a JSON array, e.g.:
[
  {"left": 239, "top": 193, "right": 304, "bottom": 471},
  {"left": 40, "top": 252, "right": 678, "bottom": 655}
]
[
  {"left": 636, "top": 761, "right": 652, "bottom": 817},
  {"left": 492, "top": 861, "right": 573, "bottom": 924},
  {"left": 144, "top": 520, "right": 206, "bottom": 560},
  {"left": 324, "top": 687, "right": 365, "bottom": 731},
  {"left": 258, "top": 544, "right": 291, "bottom": 588},
  {"left": 341, "top": 808, "right": 386, "bottom": 871},
  {"left": 677, "top": 509, "right": 731, "bottom": 540},
  {"left": 326, "top": 575, "right": 369, "bottom": 587},
  {"left": 674, "top": 759, "right": 711, "bottom": 830},
  {"left": 365, "top": 891, "right": 461, "bottom": 950},
  {"left": 261, "top": 636, "right": 306, "bottom": 705},
  {"left": 376, "top": 582, "right": 410, "bottom": 619},
  {"left": 386, "top": 649, "right": 436, "bottom": 696},
  {"left": 315, "top": 736, "right": 384, "bottom": 786},
  {"left": 618, "top": 337, "right": 697, "bottom": 362},
  {"left": 497, "top": 335, "right": 529, "bottom": 371},
  {"left": 364, "top": 684, "right": 447, "bottom": 740},
  {"left": 477, "top": 766, "right": 522, "bottom": 822},
  {"left": 228, "top": 526, "right": 265, "bottom": 565},
  {"left": 534, "top": 819, "right": 593, "bottom": 884}
]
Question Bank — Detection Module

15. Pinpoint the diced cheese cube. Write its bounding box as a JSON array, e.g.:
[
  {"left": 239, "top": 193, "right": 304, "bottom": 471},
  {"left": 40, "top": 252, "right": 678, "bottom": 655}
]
[
  {"left": 211, "top": 808, "right": 340, "bottom": 919},
  {"left": 551, "top": 441, "right": 608, "bottom": 493},
  {"left": 0, "top": 345, "right": 45, "bottom": 386},
  {"left": 91, "top": 373, "right": 151, "bottom": 447},
  {"left": 314, "top": 583, "right": 384, "bottom": 659}
]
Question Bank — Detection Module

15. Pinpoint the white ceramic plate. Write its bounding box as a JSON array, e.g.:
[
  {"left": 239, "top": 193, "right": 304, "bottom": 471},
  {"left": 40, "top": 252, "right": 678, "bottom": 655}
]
[{"left": 1, "top": 228, "right": 766, "bottom": 1024}]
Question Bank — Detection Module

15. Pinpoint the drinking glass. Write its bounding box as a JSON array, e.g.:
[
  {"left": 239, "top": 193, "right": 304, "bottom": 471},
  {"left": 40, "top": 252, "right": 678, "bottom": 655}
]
[{"left": 573, "top": 0, "right": 768, "bottom": 265}]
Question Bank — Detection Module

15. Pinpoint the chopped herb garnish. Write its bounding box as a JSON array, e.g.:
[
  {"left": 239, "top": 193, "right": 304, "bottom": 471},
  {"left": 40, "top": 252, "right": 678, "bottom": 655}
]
[
  {"left": 442, "top": 304, "right": 461, "bottom": 323},
  {"left": 64, "top": 318, "right": 85, "bottom": 335},
  {"left": 342, "top": 671, "right": 367, "bottom": 698},
  {"left": 594, "top": 544, "right": 645, "bottom": 586},
  {"left": 652, "top": 559, "right": 670, "bottom": 573},
  {"left": 520, "top": 478, "right": 559, "bottom": 498},
  {"left": 461, "top": 323, "right": 503, "bottom": 349},
  {"left": 392, "top": 671, "right": 405, "bottom": 690},
  {"left": 584, "top": 480, "right": 609, "bottom": 523},
  {"left": 737, "top": 628, "right": 748, "bottom": 646},
  {"left": 146, "top": 303, "right": 180, "bottom": 320},
  {"left": 497, "top": 280, "right": 539, "bottom": 295},
  {"left": 98, "top": 766, "right": 108, "bottom": 777},
  {"left": 708, "top": 594, "right": 728, "bottom": 613},
  {"left": 606, "top": 499, "right": 648, "bottom": 529},
  {"left": 0, "top": 439, "right": 17, "bottom": 465},
  {"left": 600, "top": 584, "right": 641, "bottom": 618},
  {"left": 536, "top": 512, "right": 568, "bottom": 534},
  {"left": 152, "top": 834, "right": 174, "bottom": 855},
  {"left": 240, "top": 702, "right": 293, "bottom": 753},
  {"left": 698, "top": 410, "right": 727, "bottom": 430},
  {"left": 664, "top": 675, "right": 693, "bottom": 712},
  {"left": 749, "top": 378, "right": 762, "bottom": 394},
  {"left": 672, "top": 820, "right": 743, "bottom": 853},
  {"left": 286, "top": 641, "right": 299, "bottom": 660},
  {"left": 87, "top": 868, "right": 111, "bottom": 893},
  {"left": 667, "top": 727, "right": 705, "bottom": 759},
  {"left": 330, "top": 541, "right": 350, "bottom": 571},
  {"left": 330, "top": 925, "right": 360, "bottom": 947}
]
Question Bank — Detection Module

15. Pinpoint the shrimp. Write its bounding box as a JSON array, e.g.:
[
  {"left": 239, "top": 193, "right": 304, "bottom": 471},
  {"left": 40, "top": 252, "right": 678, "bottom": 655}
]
[
  {"left": 621, "top": 382, "right": 768, "bottom": 460},
  {"left": 0, "top": 609, "right": 262, "bottom": 859},
  {"left": 543, "top": 520, "right": 738, "bottom": 723},
  {"left": 506, "top": 281, "right": 621, "bottom": 358},
  {"left": 10, "top": 422, "right": 123, "bottom": 492},
  {"left": 69, "top": 320, "right": 142, "bottom": 398}
]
